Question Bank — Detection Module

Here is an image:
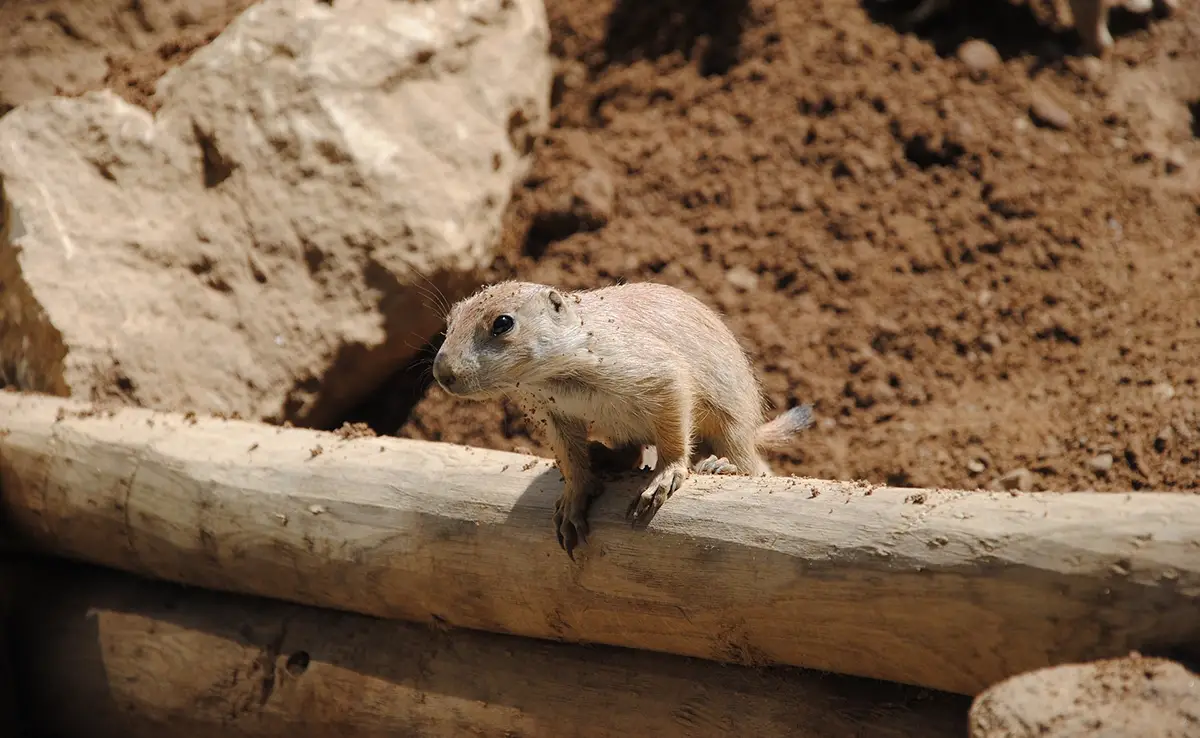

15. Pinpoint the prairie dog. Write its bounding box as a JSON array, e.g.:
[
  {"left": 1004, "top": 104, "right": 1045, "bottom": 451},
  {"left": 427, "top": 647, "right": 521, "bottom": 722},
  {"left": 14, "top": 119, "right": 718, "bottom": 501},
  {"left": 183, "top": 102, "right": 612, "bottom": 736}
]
[{"left": 432, "top": 280, "right": 813, "bottom": 556}]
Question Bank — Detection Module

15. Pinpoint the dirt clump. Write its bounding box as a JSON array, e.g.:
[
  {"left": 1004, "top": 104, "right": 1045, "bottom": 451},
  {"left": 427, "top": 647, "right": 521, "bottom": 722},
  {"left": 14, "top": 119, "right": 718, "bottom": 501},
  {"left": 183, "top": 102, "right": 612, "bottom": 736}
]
[{"left": 335, "top": 422, "right": 377, "bottom": 441}]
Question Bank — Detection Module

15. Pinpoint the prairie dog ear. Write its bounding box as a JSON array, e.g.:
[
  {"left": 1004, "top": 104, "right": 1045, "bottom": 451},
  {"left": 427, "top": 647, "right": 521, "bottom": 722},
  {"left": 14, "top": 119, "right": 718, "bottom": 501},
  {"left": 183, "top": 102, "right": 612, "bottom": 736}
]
[{"left": 547, "top": 289, "right": 566, "bottom": 312}]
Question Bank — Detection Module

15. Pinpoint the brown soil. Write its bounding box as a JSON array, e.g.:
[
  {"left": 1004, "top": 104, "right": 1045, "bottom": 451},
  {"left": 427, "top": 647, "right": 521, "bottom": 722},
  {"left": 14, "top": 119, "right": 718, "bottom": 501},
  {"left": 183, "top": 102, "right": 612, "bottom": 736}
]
[
  {"left": 0, "top": 0, "right": 257, "bottom": 114},
  {"left": 2, "top": 0, "right": 1199, "bottom": 494}
]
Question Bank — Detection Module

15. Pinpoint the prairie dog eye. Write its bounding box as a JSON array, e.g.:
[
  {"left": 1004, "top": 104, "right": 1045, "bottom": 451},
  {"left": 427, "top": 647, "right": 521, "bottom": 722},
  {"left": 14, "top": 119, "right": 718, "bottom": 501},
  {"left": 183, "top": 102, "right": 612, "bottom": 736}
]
[{"left": 490, "top": 314, "right": 515, "bottom": 336}]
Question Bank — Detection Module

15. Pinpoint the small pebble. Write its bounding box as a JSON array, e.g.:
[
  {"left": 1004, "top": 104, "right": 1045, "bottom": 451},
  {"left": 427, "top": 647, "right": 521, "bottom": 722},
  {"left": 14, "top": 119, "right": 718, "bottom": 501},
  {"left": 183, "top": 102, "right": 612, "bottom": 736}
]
[
  {"left": 1088, "top": 453, "right": 1114, "bottom": 473},
  {"left": 967, "top": 458, "right": 986, "bottom": 474},
  {"left": 791, "top": 186, "right": 815, "bottom": 211},
  {"left": 958, "top": 39, "right": 1001, "bottom": 80},
  {"left": 569, "top": 168, "right": 614, "bottom": 227},
  {"left": 1076, "top": 56, "right": 1105, "bottom": 81},
  {"left": 1165, "top": 150, "right": 1186, "bottom": 174},
  {"left": 1029, "top": 92, "right": 1072, "bottom": 130},
  {"left": 725, "top": 265, "right": 759, "bottom": 291},
  {"left": 990, "top": 467, "right": 1033, "bottom": 492}
]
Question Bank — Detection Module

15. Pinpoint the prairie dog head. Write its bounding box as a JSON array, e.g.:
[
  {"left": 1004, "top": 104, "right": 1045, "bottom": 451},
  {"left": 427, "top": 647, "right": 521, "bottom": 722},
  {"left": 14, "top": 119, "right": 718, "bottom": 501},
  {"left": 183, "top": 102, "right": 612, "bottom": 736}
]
[{"left": 432, "top": 281, "right": 584, "bottom": 398}]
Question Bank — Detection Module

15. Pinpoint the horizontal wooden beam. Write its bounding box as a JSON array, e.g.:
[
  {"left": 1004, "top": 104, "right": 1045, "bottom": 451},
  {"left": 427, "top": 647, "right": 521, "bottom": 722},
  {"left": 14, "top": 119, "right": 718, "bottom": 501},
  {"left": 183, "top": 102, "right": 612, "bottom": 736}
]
[
  {"left": 1, "top": 392, "right": 1197, "bottom": 695},
  {"left": 7, "top": 557, "right": 968, "bottom": 738}
]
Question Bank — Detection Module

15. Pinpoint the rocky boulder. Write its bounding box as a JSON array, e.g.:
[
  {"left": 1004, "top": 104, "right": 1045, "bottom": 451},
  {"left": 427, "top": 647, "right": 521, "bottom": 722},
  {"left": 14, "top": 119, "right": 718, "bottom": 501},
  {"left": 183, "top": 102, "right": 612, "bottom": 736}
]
[
  {"left": 969, "top": 653, "right": 1200, "bottom": 738},
  {"left": 0, "top": 0, "right": 551, "bottom": 426}
]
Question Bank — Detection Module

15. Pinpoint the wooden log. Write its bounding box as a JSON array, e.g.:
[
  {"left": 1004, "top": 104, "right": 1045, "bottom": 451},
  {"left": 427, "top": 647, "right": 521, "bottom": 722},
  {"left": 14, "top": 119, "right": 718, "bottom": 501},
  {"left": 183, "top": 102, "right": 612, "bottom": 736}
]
[
  {"left": 9, "top": 558, "right": 969, "bottom": 738},
  {"left": 1, "top": 391, "right": 1198, "bottom": 696}
]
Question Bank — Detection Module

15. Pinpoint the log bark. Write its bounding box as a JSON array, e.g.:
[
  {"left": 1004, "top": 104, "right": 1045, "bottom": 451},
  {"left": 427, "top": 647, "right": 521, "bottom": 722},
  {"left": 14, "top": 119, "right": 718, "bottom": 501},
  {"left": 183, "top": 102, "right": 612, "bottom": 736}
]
[
  {"left": 9, "top": 558, "right": 969, "bottom": 738},
  {"left": 1, "top": 392, "right": 1198, "bottom": 696}
]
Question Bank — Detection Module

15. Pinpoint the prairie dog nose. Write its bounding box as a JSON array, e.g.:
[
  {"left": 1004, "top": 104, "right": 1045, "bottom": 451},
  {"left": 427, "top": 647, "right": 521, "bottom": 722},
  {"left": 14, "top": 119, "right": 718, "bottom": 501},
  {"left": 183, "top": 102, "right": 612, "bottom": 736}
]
[{"left": 432, "top": 352, "right": 456, "bottom": 390}]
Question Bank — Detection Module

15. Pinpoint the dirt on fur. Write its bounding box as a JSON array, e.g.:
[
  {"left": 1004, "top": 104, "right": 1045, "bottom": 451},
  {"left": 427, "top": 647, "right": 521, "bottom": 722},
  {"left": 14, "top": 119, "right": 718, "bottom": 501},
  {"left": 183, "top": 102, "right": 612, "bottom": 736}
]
[{"left": 2, "top": 0, "right": 1199, "bottom": 495}]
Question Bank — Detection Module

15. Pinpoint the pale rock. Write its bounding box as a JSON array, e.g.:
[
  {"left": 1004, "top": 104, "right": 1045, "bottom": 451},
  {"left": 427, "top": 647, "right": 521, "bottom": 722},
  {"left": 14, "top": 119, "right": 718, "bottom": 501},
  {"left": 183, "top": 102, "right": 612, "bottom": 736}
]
[
  {"left": 0, "top": 0, "right": 552, "bottom": 425},
  {"left": 1029, "top": 92, "right": 1072, "bottom": 131},
  {"left": 724, "top": 265, "right": 759, "bottom": 292},
  {"left": 1152, "top": 382, "right": 1176, "bottom": 401},
  {"left": 1087, "top": 452, "right": 1114, "bottom": 473},
  {"left": 969, "top": 654, "right": 1200, "bottom": 738},
  {"left": 958, "top": 39, "right": 1001, "bottom": 81},
  {"left": 990, "top": 468, "right": 1034, "bottom": 492}
]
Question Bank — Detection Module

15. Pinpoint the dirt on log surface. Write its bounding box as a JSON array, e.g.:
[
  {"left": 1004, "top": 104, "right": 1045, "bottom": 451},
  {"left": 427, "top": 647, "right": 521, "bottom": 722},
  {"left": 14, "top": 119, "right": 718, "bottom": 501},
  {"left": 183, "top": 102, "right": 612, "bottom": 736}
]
[{"left": 2, "top": 0, "right": 1199, "bottom": 494}]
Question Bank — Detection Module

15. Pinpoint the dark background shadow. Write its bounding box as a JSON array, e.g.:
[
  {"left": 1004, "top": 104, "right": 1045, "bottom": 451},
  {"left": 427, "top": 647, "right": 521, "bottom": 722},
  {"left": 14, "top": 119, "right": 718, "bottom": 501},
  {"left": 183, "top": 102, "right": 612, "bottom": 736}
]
[
  {"left": 602, "top": 0, "right": 751, "bottom": 76},
  {"left": 339, "top": 335, "right": 442, "bottom": 435},
  {"left": 859, "top": 0, "right": 1162, "bottom": 64}
]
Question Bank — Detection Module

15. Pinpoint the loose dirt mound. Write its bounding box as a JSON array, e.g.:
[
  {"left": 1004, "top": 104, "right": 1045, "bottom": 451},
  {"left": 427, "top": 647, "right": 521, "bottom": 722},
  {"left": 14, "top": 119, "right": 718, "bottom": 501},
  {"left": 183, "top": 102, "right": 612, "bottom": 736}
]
[{"left": 3, "top": 0, "right": 1198, "bottom": 493}]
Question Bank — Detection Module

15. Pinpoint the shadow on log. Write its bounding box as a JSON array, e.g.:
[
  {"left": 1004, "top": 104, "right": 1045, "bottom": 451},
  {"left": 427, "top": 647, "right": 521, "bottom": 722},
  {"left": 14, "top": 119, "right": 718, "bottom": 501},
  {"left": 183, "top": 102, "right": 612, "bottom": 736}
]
[
  {"left": 1, "top": 392, "right": 1198, "bottom": 696},
  {"left": 7, "top": 557, "right": 968, "bottom": 738}
]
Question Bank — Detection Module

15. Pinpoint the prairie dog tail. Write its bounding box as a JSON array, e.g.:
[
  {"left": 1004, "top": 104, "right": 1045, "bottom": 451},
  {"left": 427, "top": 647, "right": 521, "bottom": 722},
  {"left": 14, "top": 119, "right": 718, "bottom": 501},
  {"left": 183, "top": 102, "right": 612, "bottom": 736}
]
[{"left": 755, "top": 404, "right": 815, "bottom": 450}]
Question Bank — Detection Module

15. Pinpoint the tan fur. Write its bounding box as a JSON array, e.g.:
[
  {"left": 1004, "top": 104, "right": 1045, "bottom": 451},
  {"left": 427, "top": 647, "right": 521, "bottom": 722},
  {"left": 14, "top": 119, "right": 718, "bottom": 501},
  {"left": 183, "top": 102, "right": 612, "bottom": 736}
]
[{"left": 432, "top": 280, "right": 813, "bottom": 556}]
